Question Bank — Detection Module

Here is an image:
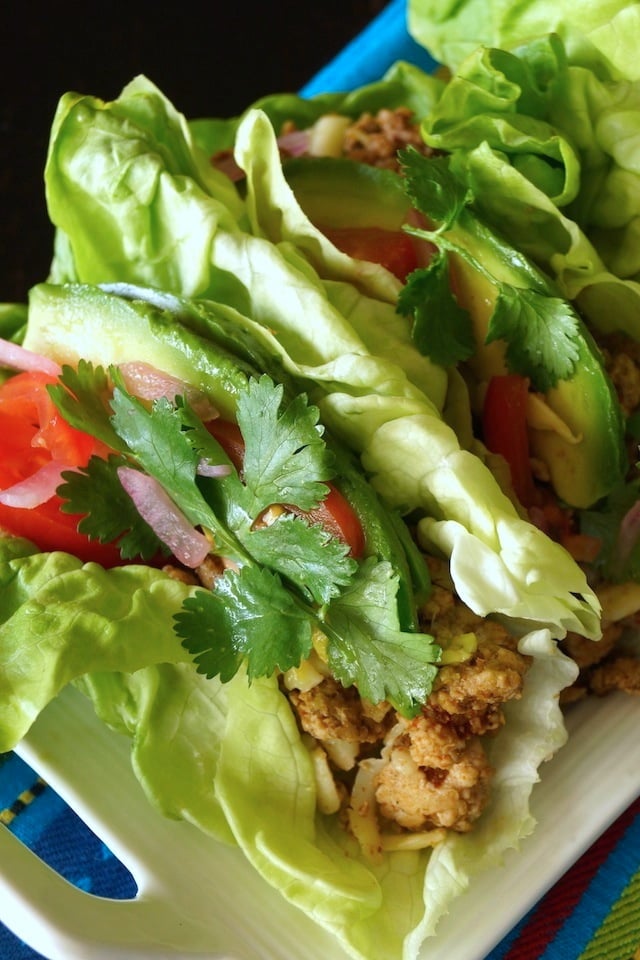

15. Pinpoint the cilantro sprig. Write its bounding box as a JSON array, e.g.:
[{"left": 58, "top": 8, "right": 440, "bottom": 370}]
[
  {"left": 237, "top": 377, "right": 333, "bottom": 515},
  {"left": 320, "top": 559, "right": 440, "bottom": 711},
  {"left": 49, "top": 363, "right": 439, "bottom": 716},
  {"left": 397, "top": 149, "right": 581, "bottom": 391}
]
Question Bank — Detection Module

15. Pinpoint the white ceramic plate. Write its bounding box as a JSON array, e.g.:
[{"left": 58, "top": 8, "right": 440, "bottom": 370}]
[{"left": 1, "top": 682, "right": 639, "bottom": 960}]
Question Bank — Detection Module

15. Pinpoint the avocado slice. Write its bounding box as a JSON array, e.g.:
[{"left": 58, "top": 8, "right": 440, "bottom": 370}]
[
  {"left": 528, "top": 327, "right": 626, "bottom": 509},
  {"left": 451, "top": 246, "right": 626, "bottom": 509},
  {"left": 24, "top": 282, "right": 258, "bottom": 420},
  {"left": 282, "top": 156, "right": 412, "bottom": 230}
]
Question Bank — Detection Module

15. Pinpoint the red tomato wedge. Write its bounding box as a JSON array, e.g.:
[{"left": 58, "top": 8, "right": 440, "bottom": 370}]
[
  {"left": 288, "top": 483, "right": 366, "bottom": 559},
  {"left": 205, "top": 417, "right": 365, "bottom": 557},
  {"left": 320, "top": 225, "right": 419, "bottom": 282},
  {"left": 482, "top": 374, "right": 536, "bottom": 508},
  {"left": 0, "top": 370, "right": 122, "bottom": 565}
]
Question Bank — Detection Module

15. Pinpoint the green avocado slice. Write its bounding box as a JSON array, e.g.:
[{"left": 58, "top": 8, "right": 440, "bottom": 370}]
[
  {"left": 528, "top": 327, "right": 627, "bottom": 509},
  {"left": 454, "top": 252, "right": 626, "bottom": 509},
  {"left": 282, "top": 155, "right": 412, "bottom": 230}
]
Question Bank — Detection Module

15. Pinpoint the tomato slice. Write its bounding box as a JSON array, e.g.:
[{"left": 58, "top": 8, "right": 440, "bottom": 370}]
[
  {"left": 0, "top": 497, "right": 123, "bottom": 565},
  {"left": 205, "top": 418, "right": 365, "bottom": 556},
  {"left": 288, "top": 483, "right": 366, "bottom": 559},
  {"left": 0, "top": 370, "right": 123, "bottom": 565},
  {"left": 320, "top": 225, "right": 419, "bottom": 282},
  {"left": 482, "top": 374, "right": 536, "bottom": 508}
]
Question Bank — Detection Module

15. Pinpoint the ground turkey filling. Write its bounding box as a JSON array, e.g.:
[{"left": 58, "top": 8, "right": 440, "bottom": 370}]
[{"left": 284, "top": 558, "right": 531, "bottom": 851}]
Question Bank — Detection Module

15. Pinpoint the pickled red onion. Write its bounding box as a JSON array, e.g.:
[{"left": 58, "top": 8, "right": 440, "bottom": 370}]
[
  {"left": 0, "top": 337, "right": 61, "bottom": 376},
  {"left": 117, "top": 466, "right": 210, "bottom": 568},
  {"left": 0, "top": 460, "right": 73, "bottom": 508},
  {"left": 117, "top": 361, "right": 219, "bottom": 420}
]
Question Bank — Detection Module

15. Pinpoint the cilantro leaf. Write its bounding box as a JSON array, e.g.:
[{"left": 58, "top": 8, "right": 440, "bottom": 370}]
[
  {"left": 110, "top": 389, "right": 245, "bottom": 561},
  {"left": 48, "top": 361, "right": 125, "bottom": 452},
  {"left": 236, "top": 375, "right": 333, "bottom": 517},
  {"left": 175, "top": 566, "right": 314, "bottom": 682},
  {"left": 323, "top": 559, "right": 440, "bottom": 717},
  {"left": 398, "top": 251, "right": 476, "bottom": 366},
  {"left": 399, "top": 149, "right": 471, "bottom": 230},
  {"left": 58, "top": 455, "right": 166, "bottom": 560},
  {"left": 486, "top": 285, "right": 581, "bottom": 392},
  {"left": 247, "top": 513, "right": 357, "bottom": 605}
]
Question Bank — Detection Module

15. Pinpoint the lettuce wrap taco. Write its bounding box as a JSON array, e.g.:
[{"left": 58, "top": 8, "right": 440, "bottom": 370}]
[
  {"left": 0, "top": 279, "right": 578, "bottom": 960},
  {"left": 400, "top": 0, "right": 640, "bottom": 697}
]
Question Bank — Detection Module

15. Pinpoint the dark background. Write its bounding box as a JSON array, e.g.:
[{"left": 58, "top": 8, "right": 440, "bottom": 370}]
[{"left": 1, "top": 1, "right": 388, "bottom": 304}]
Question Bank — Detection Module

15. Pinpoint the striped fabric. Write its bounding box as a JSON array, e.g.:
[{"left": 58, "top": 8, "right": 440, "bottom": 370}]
[
  {"left": 487, "top": 796, "right": 640, "bottom": 960},
  {"left": 1, "top": 749, "right": 639, "bottom": 960},
  {"left": 0, "top": 752, "right": 137, "bottom": 959}
]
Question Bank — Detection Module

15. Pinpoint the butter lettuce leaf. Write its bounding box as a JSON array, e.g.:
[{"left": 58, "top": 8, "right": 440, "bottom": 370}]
[
  {"left": 75, "top": 664, "right": 234, "bottom": 843},
  {"left": 415, "top": 32, "right": 640, "bottom": 341},
  {"left": 0, "top": 536, "right": 195, "bottom": 751},
  {"left": 407, "top": 0, "right": 640, "bottom": 81}
]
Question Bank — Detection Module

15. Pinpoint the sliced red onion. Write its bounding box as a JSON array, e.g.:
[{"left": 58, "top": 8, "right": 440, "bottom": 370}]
[
  {"left": 0, "top": 337, "right": 61, "bottom": 376},
  {"left": 0, "top": 460, "right": 72, "bottom": 508},
  {"left": 277, "top": 129, "right": 310, "bottom": 157},
  {"left": 117, "top": 466, "right": 210, "bottom": 568},
  {"left": 197, "top": 460, "right": 232, "bottom": 478},
  {"left": 117, "top": 361, "right": 219, "bottom": 420}
]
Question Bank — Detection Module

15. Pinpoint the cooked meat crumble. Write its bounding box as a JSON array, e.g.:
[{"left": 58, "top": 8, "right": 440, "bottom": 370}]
[
  {"left": 284, "top": 561, "right": 531, "bottom": 851},
  {"left": 340, "top": 107, "right": 434, "bottom": 170},
  {"left": 375, "top": 732, "right": 493, "bottom": 832},
  {"left": 288, "top": 676, "right": 393, "bottom": 745}
]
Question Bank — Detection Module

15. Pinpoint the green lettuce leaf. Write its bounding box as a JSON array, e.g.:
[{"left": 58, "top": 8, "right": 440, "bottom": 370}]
[
  {"left": 416, "top": 32, "right": 640, "bottom": 341},
  {"left": 75, "top": 664, "right": 234, "bottom": 843},
  {"left": 407, "top": 0, "right": 640, "bottom": 81},
  {"left": 46, "top": 76, "right": 246, "bottom": 290},
  {"left": 0, "top": 536, "right": 195, "bottom": 749}
]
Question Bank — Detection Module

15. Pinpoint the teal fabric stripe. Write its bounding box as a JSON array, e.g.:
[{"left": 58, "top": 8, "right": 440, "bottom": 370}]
[{"left": 540, "top": 812, "right": 640, "bottom": 960}]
